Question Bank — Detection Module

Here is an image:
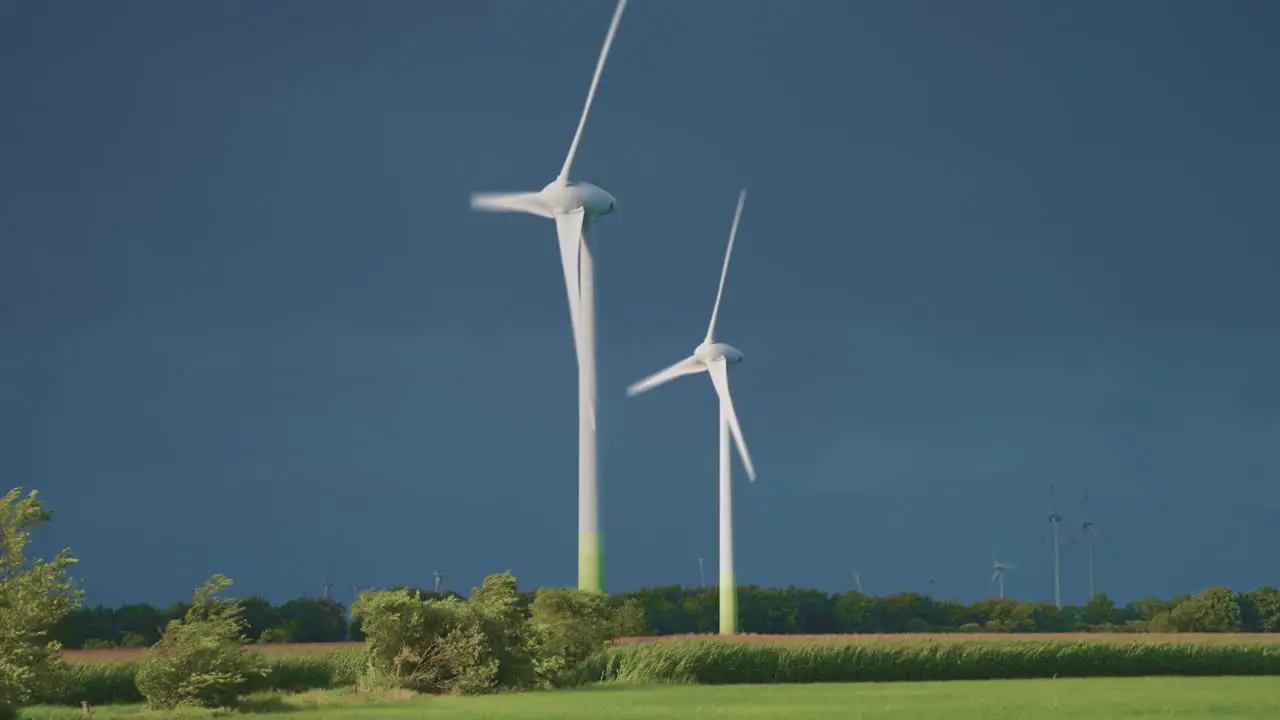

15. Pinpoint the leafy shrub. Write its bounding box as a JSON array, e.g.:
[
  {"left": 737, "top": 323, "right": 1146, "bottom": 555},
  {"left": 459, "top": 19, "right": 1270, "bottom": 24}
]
[
  {"left": 468, "top": 572, "right": 535, "bottom": 690},
  {"left": 0, "top": 488, "right": 82, "bottom": 719},
  {"left": 353, "top": 589, "right": 497, "bottom": 695},
  {"left": 571, "top": 638, "right": 1280, "bottom": 686},
  {"left": 529, "top": 588, "right": 644, "bottom": 686},
  {"left": 134, "top": 575, "right": 268, "bottom": 709},
  {"left": 80, "top": 639, "right": 114, "bottom": 650}
]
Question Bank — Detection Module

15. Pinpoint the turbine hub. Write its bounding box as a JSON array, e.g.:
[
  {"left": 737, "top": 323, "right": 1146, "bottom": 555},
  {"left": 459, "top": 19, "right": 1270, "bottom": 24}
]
[
  {"left": 694, "top": 342, "right": 744, "bottom": 364},
  {"left": 540, "top": 180, "right": 616, "bottom": 217}
]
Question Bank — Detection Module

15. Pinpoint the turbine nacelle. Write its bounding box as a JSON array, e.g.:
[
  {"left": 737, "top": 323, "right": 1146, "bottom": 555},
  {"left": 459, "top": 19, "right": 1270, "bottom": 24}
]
[
  {"left": 695, "top": 342, "right": 743, "bottom": 365},
  {"left": 540, "top": 179, "right": 617, "bottom": 217}
]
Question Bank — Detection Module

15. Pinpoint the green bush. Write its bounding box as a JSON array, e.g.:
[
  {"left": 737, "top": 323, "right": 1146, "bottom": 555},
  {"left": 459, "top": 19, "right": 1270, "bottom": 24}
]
[
  {"left": 470, "top": 572, "right": 536, "bottom": 690},
  {"left": 354, "top": 589, "right": 498, "bottom": 695},
  {"left": 354, "top": 573, "right": 645, "bottom": 696},
  {"left": 530, "top": 588, "right": 645, "bottom": 686},
  {"left": 134, "top": 575, "right": 268, "bottom": 709},
  {"left": 0, "top": 488, "right": 82, "bottom": 719},
  {"left": 571, "top": 638, "right": 1280, "bottom": 686}
]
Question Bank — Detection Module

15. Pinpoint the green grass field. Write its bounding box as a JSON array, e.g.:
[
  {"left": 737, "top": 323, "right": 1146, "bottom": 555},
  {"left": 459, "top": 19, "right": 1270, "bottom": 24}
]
[{"left": 21, "top": 677, "right": 1280, "bottom": 719}]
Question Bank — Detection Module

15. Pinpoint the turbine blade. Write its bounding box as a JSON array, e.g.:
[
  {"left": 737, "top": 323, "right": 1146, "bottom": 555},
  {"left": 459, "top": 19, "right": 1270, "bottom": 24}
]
[
  {"left": 557, "top": 0, "right": 628, "bottom": 182},
  {"left": 626, "top": 355, "right": 703, "bottom": 397},
  {"left": 706, "top": 359, "right": 755, "bottom": 481},
  {"left": 470, "top": 192, "right": 553, "bottom": 218},
  {"left": 554, "top": 210, "right": 587, "bottom": 375},
  {"left": 990, "top": 570, "right": 1000, "bottom": 585},
  {"left": 1005, "top": 564, "right": 1017, "bottom": 571},
  {"left": 705, "top": 190, "right": 747, "bottom": 344}
]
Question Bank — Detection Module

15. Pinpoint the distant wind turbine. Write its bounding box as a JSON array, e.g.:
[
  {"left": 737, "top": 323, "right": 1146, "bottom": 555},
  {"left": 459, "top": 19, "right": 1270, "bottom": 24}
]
[
  {"left": 1047, "top": 485, "right": 1064, "bottom": 610},
  {"left": 852, "top": 569, "right": 863, "bottom": 594},
  {"left": 698, "top": 557, "right": 706, "bottom": 588},
  {"left": 432, "top": 569, "right": 447, "bottom": 594},
  {"left": 989, "top": 547, "right": 1016, "bottom": 600},
  {"left": 627, "top": 191, "right": 757, "bottom": 636}
]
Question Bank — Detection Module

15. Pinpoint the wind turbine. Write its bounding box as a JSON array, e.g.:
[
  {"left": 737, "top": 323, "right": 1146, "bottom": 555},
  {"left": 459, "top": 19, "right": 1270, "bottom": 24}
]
[
  {"left": 469, "top": 0, "right": 628, "bottom": 595},
  {"left": 1081, "top": 519, "right": 1099, "bottom": 599},
  {"left": 432, "top": 569, "right": 447, "bottom": 594},
  {"left": 698, "top": 557, "right": 706, "bottom": 588},
  {"left": 989, "top": 547, "right": 1016, "bottom": 600},
  {"left": 626, "top": 190, "right": 756, "bottom": 636},
  {"left": 852, "top": 570, "right": 864, "bottom": 594},
  {"left": 1046, "top": 486, "right": 1064, "bottom": 609}
]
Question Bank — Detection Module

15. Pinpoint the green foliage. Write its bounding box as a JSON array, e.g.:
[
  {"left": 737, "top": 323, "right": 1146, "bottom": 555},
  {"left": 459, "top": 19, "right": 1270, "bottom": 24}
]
[
  {"left": 46, "top": 581, "right": 1280, "bottom": 655},
  {"left": 468, "top": 572, "right": 535, "bottom": 690},
  {"left": 1168, "top": 587, "right": 1243, "bottom": 633},
  {"left": 38, "top": 661, "right": 141, "bottom": 706},
  {"left": 352, "top": 588, "right": 497, "bottom": 695},
  {"left": 118, "top": 632, "right": 149, "bottom": 649},
  {"left": 1081, "top": 593, "right": 1117, "bottom": 625},
  {"left": 528, "top": 588, "right": 644, "bottom": 686},
  {"left": 572, "top": 638, "right": 1280, "bottom": 686},
  {"left": 1238, "top": 588, "right": 1280, "bottom": 633},
  {"left": 273, "top": 599, "right": 347, "bottom": 643},
  {"left": 0, "top": 488, "right": 82, "bottom": 717},
  {"left": 257, "top": 625, "right": 295, "bottom": 644},
  {"left": 33, "top": 648, "right": 366, "bottom": 707},
  {"left": 354, "top": 573, "right": 645, "bottom": 696},
  {"left": 133, "top": 575, "right": 268, "bottom": 709}
]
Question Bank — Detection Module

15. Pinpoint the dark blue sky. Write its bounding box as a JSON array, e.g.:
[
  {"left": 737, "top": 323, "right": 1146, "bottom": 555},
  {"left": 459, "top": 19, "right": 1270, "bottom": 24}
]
[{"left": 2, "top": 0, "right": 1277, "bottom": 608}]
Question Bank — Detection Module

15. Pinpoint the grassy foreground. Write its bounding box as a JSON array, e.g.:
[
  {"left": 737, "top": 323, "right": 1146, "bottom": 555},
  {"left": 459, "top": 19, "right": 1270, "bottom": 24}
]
[{"left": 20, "top": 678, "right": 1280, "bottom": 719}]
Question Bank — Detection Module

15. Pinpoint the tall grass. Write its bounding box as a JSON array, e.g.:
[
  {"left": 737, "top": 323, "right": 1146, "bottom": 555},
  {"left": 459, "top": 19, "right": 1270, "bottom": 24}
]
[
  {"left": 571, "top": 638, "right": 1280, "bottom": 686},
  {"left": 35, "top": 646, "right": 365, "bottom": 707}
]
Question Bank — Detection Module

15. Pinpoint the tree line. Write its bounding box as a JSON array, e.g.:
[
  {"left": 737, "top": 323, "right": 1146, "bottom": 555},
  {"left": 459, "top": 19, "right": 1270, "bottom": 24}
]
[{"left": 55, "top": 582, "right": 1280, "bottom": 648}]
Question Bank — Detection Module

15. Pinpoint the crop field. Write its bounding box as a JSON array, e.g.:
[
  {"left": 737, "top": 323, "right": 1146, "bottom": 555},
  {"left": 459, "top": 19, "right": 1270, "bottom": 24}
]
[
  {"left": 615, "top": 632, "right": 1280, "bottom": 645},
  {"left": 63, "top": 641, "right": 365, "bottom": 664},
  {"left": 63, "top": 632, "right": 1280, "bottom": 664}
]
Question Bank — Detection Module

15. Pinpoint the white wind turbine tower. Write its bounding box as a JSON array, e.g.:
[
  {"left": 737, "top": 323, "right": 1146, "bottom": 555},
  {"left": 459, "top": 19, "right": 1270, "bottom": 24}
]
[
  {"left": 432, "top": 569, "right": 447, "bottom": 594},
  {"left": 852, "top": 570, "right": 864, "bottom": 594},
  {"left": 469, "top": 0, "right": 628, "bottom": 594},
  {"left": 626, "top": 191, "right": 757, "bottom": 636}
]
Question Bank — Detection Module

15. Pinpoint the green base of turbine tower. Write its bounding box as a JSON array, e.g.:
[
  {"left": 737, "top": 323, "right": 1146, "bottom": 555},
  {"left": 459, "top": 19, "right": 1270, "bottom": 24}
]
[
  {"left": 719, "top": 572, "right": 738, "bottom": 635},
  {"left": 578, "top": 531, "right": 604, "bottom": 594}
]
